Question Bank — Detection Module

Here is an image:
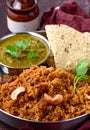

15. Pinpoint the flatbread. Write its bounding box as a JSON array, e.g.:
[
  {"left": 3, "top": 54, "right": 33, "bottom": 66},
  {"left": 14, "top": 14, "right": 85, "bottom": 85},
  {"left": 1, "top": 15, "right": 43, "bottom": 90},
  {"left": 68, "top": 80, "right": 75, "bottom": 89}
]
[{"left": 45, "top": 24, "right": 90, "bottom": 71}]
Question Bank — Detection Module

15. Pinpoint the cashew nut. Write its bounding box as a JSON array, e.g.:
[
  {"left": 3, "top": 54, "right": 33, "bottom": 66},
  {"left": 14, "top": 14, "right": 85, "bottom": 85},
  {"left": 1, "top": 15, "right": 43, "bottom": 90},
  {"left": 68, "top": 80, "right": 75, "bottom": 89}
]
[
  {"left": 85, "top": 93, "right": 90, "bottom": 100},
  {"left": 11, "top": 86, "right": 25, "bottom": 100},
  {"left": 44, "top": 93, "right": 63, "bottom": 105}
]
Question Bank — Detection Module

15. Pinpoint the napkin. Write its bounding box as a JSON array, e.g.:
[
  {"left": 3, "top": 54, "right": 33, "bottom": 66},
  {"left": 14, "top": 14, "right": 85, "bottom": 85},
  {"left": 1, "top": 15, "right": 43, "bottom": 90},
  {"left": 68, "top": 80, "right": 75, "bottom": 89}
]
[
  {"left": 78, "top": 120, "right": 90, "bottom": 130},
  {"left": 20, "top": 128, "right": 32, "bottom": 130},
  {"left": 40, "top": 0, "right": 90, "bottom": 32}
]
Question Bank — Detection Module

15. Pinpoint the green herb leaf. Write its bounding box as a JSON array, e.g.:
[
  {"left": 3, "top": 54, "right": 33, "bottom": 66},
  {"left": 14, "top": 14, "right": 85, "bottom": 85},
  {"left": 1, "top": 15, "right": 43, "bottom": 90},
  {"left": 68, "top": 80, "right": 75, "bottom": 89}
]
[
  {"left": 79, "top": 75, "right": 88, "bottom": 81},
  {"left": 14, "top": 40, "right": 30, "bottom": 51},
  {"left": 27, "top": 51, "right": 39, "bottom": 60},
  {"left": 14, "top": 41, "right": 23, "bottom": 49},
  {"left": 73, "top": 60, "right": 89, "bottom": 91},
  {"left": 76, "top": 60, "right": 88, "bottom": 75},
  {"left": 73, "top": 75, "right": 80, "bottom": 91},
  {"left": 6, "top": 40, "right": 31, "bottom": 59},
  {"left": 6, "top": 45, "right": 18, "bottom": 58}
]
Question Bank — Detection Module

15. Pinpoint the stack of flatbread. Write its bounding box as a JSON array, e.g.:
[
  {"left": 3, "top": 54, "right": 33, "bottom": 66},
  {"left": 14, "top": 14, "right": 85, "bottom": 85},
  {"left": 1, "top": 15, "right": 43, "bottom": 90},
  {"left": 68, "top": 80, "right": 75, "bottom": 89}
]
[{"left": 45, "top": 24, "right": 90, "bottom": 71}]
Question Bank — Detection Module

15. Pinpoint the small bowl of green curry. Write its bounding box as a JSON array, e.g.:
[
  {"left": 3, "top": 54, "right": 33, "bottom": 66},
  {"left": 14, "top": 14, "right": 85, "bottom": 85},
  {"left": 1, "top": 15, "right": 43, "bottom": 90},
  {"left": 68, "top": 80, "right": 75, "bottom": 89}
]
[{"left": 0, "top": 32, "right": 50, "bottom": 70}]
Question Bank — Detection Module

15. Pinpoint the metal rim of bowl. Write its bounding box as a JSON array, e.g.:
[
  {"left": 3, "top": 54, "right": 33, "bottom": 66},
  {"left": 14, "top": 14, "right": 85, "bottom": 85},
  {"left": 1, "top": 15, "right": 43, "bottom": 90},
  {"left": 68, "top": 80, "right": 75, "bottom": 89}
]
[{"left": 0, "top": 108, "right": 89, "bottom": 123}]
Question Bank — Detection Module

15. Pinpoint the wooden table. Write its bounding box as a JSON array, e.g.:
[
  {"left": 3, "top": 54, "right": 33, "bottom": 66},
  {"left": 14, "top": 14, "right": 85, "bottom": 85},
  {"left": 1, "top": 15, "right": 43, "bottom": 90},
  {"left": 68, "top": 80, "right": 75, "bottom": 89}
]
[{"left": 0, "top": 0, "right": 90, "bottom": 129}]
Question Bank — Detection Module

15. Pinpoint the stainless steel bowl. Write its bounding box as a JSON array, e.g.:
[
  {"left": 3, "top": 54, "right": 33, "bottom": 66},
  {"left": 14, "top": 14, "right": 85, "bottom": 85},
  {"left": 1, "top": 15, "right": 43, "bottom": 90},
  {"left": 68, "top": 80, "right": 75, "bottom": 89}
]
[
  {"left": 0, "top": 32, "right": 50, "bottom": 69},
  {"left": 0, "top": 109, "right": 89, "bottom": 130}
]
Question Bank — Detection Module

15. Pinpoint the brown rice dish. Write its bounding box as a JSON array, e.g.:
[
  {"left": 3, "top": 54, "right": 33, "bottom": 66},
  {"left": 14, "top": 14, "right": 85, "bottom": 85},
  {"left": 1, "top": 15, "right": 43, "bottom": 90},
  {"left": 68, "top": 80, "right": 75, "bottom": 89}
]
[{"left": 0, "top": 65, "right": 90, "bottom": 121}]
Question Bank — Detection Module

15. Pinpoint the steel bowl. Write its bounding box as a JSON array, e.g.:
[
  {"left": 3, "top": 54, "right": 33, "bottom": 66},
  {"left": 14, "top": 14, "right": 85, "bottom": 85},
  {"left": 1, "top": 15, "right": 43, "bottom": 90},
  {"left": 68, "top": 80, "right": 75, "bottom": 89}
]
[
  {"left": 0, "top": 109, "right": 89, "bottom": 130},
  {"left": 0, "top": 32, "right": 50, "bottom": 74}
]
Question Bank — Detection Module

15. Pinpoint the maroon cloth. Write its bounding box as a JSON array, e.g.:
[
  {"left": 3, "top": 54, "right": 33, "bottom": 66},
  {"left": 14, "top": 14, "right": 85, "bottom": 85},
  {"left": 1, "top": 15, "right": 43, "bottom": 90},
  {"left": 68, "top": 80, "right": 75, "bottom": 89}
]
[
  {"left": 20, "top": 128, "right": 33, "bottom": 130},
  {"left": 40, "top": 0, "right": 90, "bottom": 32},
  {"left": 78, "top": 120, "right": 90, "bottom": 130}
]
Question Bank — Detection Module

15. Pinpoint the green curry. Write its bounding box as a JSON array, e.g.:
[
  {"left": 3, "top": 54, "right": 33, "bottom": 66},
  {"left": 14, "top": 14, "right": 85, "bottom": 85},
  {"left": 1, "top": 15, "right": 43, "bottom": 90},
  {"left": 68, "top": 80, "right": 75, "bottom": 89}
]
[{"left": 0, "top": 33, "right": 49, "bottom": 68}]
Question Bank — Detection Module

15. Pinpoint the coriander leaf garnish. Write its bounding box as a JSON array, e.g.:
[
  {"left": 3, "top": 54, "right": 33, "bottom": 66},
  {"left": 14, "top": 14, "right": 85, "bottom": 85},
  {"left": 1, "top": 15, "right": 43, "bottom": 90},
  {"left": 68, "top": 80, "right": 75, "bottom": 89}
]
[
  {"left": 6, "top": 45, "right": 18, "bottom": 58},
  {"left": 14, "top": 40, "right": 30, "bottom": 51},
  {"left": 6, "top": 40, "right": 39, "bottom": 60},
  {"left": 28, "top": 51, "right": 39, "bottom": 60},
  {"left": 73, "top": 60, "right": 89, "bottom": 91},
  {"left": 76, "top": 60, "right": 88, "bottom": 75}
]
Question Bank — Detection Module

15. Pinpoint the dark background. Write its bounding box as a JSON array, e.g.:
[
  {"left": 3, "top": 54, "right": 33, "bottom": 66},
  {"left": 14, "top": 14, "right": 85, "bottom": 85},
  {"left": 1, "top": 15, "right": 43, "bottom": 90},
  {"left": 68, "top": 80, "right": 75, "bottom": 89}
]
[{"left": 0, "top": 0, "right": 90, "bottom": 129}]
